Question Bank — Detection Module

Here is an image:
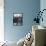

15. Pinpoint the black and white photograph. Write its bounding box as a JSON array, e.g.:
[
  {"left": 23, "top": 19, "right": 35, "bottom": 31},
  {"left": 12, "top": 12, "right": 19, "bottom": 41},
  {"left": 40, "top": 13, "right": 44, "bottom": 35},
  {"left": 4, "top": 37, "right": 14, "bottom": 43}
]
[{"left": 13, "top": 13, "right": 23, "bottom": 26}]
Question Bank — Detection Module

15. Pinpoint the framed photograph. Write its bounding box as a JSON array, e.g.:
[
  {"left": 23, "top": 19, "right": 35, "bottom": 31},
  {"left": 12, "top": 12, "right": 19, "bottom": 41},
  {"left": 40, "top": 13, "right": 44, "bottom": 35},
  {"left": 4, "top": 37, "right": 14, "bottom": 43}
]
[{"left": 13, "top": 13, "right": 23, "bottom": 26}]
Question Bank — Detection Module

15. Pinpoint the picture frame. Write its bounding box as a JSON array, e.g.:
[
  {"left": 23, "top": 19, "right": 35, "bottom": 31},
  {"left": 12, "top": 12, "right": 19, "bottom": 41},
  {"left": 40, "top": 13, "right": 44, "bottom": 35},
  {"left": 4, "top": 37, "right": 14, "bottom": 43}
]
[{"left": 13, "top": 13, "right": 23, "bottom": 26}]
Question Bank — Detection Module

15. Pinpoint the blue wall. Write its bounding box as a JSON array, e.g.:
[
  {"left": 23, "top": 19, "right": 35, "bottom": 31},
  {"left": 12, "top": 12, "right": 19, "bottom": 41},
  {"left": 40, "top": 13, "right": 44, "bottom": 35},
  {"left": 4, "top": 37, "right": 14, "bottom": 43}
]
[{"left": 4, "top": 0, "right": 40, "bottom": 42}]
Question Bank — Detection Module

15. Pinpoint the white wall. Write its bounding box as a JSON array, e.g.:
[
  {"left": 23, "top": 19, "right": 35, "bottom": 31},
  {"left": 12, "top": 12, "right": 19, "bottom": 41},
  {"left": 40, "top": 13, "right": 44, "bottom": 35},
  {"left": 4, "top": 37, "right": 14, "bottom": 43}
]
[
  {"left": 40, "top": 0, "right": 46, "bottom": 45},
  {"left": 0, "top": 0, "right": 4, "bottom": 42},
  {"left": 40, "top": 0, "right": 46, "bottom": 27},
  {"left": 40, "top": 0, "right": 46, "bottom": 9}
]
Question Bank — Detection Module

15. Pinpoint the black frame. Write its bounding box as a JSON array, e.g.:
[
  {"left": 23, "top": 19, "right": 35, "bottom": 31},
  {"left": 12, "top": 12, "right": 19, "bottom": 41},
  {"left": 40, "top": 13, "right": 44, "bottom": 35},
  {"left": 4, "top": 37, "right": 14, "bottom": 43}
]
[{"left": 13, "top": 13, "right": 23, "bottom": 26}]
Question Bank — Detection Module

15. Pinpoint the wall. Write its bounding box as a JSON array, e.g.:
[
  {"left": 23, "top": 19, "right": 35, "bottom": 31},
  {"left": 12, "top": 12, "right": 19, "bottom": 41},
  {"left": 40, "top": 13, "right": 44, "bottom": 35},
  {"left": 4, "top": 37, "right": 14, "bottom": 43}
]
[
  {"left": 40, "top": 0, "right": 46, "bottom": 27},
  {"left": 0, "top": 0, "right": 4, "bottom": 42},
  {"left": 40, "top": 0, "right": 46, "bottom": 45},
  {"left": 4, "top": 0, "right": 40, "bottom": 42}
]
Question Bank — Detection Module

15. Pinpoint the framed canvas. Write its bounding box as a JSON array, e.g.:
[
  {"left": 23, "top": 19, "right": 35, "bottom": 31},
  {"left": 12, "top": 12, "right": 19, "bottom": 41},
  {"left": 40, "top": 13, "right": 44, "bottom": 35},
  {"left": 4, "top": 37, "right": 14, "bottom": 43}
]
[{"left": 13, "top": 13, "right": 23, "bottom": 26}]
